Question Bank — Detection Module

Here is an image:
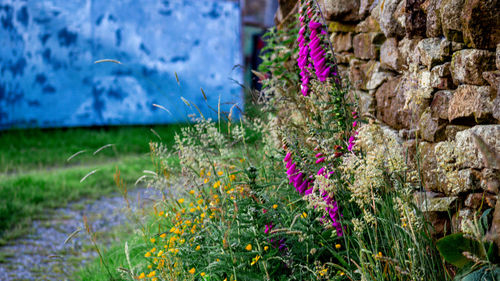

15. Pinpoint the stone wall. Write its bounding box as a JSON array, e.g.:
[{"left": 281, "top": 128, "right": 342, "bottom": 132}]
[{"left": 276, "top": 0, "right": 499, "bottom": 236}]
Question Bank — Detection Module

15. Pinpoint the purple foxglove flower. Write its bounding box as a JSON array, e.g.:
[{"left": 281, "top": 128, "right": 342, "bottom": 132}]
[
  {"left": 353, "top": 121, "right": 358, "bottom": 127},
  {"left": 286, "top": 160, "right": 293, "bottom": 169},
  {"left": 315, "top": 153, "right": 323, "bottom": 158},
  {"left": 317, "top": 167, "right": 325, "bottom": 175},
  {"left": 286, "top": 163, "right": 296, "bottom": 175},
  {"left": 315, "top": 157, "right": 325, "bottom": 164},
  {"left": 309, "top": 21, "right": 322, "bottom": 29},
  {"left": 284, "top": 152, "right": 292, "bottom": 162},
  {"left": 305, "top": 187, "right": 314, "bottom": 195},
  {"left": 298, "top": 180, "right": 308, "bottom": 194}
]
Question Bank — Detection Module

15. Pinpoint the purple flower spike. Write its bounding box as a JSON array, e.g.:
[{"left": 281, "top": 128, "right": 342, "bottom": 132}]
[
  {"left": 315, "top": 157, "right": 325, "bottom": 164},
  {"left": 317, "top": 167, "right": 325, "bottom": 175},
  {"left": 284, "top": 152, "right": 292, "bottom": 162},
  {"left": 286, "top": 163, "right": 296, "bottom": 175},
  {"left": 305, "top": 187, "right": 314, "bottom": 195}
]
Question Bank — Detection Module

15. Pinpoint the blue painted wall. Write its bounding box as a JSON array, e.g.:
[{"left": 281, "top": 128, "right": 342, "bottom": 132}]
[{"left": 0, "top": 0, "right": 242, "bottom": 129}]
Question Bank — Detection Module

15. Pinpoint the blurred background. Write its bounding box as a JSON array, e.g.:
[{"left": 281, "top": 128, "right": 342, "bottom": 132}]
[{"left": 0, "top": 1, "right": 276, "bottom": 278}]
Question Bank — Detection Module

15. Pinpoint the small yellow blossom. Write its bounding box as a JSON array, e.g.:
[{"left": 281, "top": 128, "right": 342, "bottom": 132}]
[
  {"left": 178, "top": 198, "right": 185, "bottom": 204},
  {"left": 377, "top": 252, "right": 383, "bottom": 257},
  {"left": 319, "top": 268, "right": 328, "bottom": 276},
  {"left": 239, "top": 158, "right": 245, "bottom": 163},
  {"left": 147, "top": 271, "right": 156, "bottom": 278},
  {"left": 137, "top": 272, "right": 145, "bottom": 279},
  {"left": 204, "top": 178, "right": 209, "bottom": 184},
  {"left": 152, "top": 278, "right": 158, "bottom": 281},
  {"left": 335, "top": 244, "right": 341, "bottom": 249},
  {"left": 217, "top": 171, "right": 224, "bottom": 176},
  {"left": 207, "top": 171, "right": 211, "bottom": 176},
  {"left": 147, "top": 264, "right": 152, "bottom": 269},
  {"left": 301, "top": 212, "right": 307, "bottom": 218},
  {"left": 160, "top": 233, "right": 166, "bottom": 238},
  {"left": 201, "top": 272, "right": 206, "bottom": 277},
  {"left": 272, "top": 204, "right": 278, "bottom": 209},
  {"left": 190, "top": 207, "right": 196, "bottom": 213},
  {"left": 157, "top": 250, "right": 164, "bottom": 257},
  {"left": 150, "top": 247, "right": 156, "bottom": 253},
  {"left": 245, "top": 244, "right": 252, "bottom": 251},
  {"left": 251, "top": 255, "right": 261, "bottom": 265},
  {"left": 339, "top": 271, "right": 345, "bottom": 276},
  {"left": 213, "top": 180, "right": 221, "bottom": 188},
  {"left": 189, "top": 190, "right": 195, "bottom": 195},
  {"left": 150, "top": 238, "right": 156, "bottom": 243},
  {"left": 195, "top": 245, "right": 201, "bottom": 251},
  {"left": 197, "top": 199, "right": 204, "bottom": 205},
  {"left": 144, "top": 252, "right": 151, "bottom": 258},
  {"left": 264, "top": 246, "right": 269, "bottom": 251},
  {"left": 229, "top": 174, "right": 236, "bottom": 181},
  {"left": 189, "top": 267, "right": 196, "bottom": 274}
]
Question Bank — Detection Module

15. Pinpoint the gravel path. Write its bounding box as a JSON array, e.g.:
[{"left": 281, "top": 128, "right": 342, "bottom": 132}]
[{"left": 0, "top": 187, "right": 160, "bottom": 281}]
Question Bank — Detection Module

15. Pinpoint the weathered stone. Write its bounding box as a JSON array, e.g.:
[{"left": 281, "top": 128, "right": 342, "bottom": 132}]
[
  {"left": 319, "top": 0, "right": 361, "bottom": 22},
  {"left": 465, "top": 192, "right": 497, "bottom": 209},
  {"left": 398, "top": 128, "right": 417, "bottom": 139},
  {"left": 371, "top": 0, "right": 405, "bottom": 39},
  {"left": 482, "top": 71, "right": 500, "bottom": 91},
  {"left": 430, "top": 73, "right": 453, "bottom": 89},
  {"left": 398, "top": 37, "right": 421, "bottom": 68},
  {"left": 431, "top": 62, "right": 451, "bottom": 78},
  {"left": 481, "top": 169, "right": 500, "bottom": 194},
  {"left": 419, "top": 142, "right": 441, "bottom": 191},
  {"left": 425, "top": 0, "right": 444, "bottom": 37},
  {"left": 352, "top": 89, "right": 375, "bottom": 116},
  {"left": 418, "top": 108, "right": 447, "bottom": 142},
  {"left": 349, "top": 59, "right": 394, "bottom": 90},
  {"left": 275, "top": 0, "right": 298, "bottom": 26},
  {"left": 455, "top": 125, "right": 500, "bottom": 169},
  {"left": 451, "top": 49, "right": 496, "bottom": 85},
  {"left": 330, "top": 32, "right": 353, "bottom": 52},
  {"left": 417, "top": 38, "right": 449, "bottom": 69},
  {"left": 493, "top": 91, "right": 500, "bottom": 122},
  {"left": 445, "top": 124, "right": 471, "bottom": 141},
  {"left": 353, "top": 33, "right": 384, "bottom": 60},
  {"left": 380, "top": 38, "right": 402, "bottom": 71},
  {"left": 425, "top": 211, "right": 452, "bottom": 237},
  {"left": 359, "top": 0, "right": 375, "bottom": 18},
  {"left": 462, "top": 0, "right": 500, "bottom": 49},
  {"left": 328, "top": 21, "right": 357, "bottom": 33},
  {"left": 417, "top": 195, "right": 458, "bottom": 212},
  {"left": 335, "top": 52, "right": 355, "bottom": 64},
  {"left": 405, "top": 0, "right": 427, "bottom": 38},
  {"left": 448, "top": 85, "right": 494, "bottom": 122},
  {"left": 451, "top": 41, "right": 466, "bottom": 52},
  {"left": 431, "top": 90, "right": 453, "bottom": 120},
  {"left": 440, "top": 0, "right": 466, "bottom": 42},
  {"left": 355, "top": 16, "right": 381, "bottom": 33},
  {"left": 497, "top": 44, "right": 500, "bottom": 70},
  {"left": 376, "top": 72, "right": 431, "bottom": 129}
]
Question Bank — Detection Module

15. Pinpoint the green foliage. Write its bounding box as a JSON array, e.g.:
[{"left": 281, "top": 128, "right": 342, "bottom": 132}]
[{"left": 437, "top": 233, "right": 483, "bottom": 268}]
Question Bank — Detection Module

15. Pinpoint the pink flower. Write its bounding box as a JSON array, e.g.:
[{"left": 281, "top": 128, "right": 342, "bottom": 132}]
[{"left": 315, "top": 157, "right": 325, "bottom": 164}]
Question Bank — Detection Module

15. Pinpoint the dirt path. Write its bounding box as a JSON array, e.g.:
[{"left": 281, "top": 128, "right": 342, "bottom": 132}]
[{"left": 0, "top": 187, "right": 159, "bottom": 281}]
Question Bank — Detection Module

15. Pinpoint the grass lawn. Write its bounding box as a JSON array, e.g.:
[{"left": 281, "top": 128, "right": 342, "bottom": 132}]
[{"left": 0, "top": 125, "right": 183, "bottom": 243}]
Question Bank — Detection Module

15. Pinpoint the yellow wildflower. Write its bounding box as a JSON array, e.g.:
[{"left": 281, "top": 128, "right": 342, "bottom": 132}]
[
  {"left": 213, "top": 180, "right": 221, "bottom": 188},
  {"left": 147, "top": 264, "right": 152, "bottom": 269},
  {"left": 160, "top": 233, "right": 166, "bottom": 238},
  {"left": 251, "top": 255, "right": 261, "bottom": 266},
  {"left": 229, "top": 174, "right": 236, "bottom": 181},
  {"left": 137, "top": 272, "right": 145, "bottom": 279},
  {"left": 189, "top": 267, "right": 196, "bottom": 274},
  {"left": 152, "top": 278, "right": 158, "bottom": 281},
  {"left": 150, "top": 238, "right": 156, "bottom": 243},
  {"left": 264, "top": 246, "right": 269, "bottom": 251},
  {"left": 239, "top": 158, "right": 245, "bottom": 163},
  {"left": 157, "top": 250, "right": 164, "bottom": 257},
  {"left": 150, "top": 247, "right": 156, "bottom": 253},
  {"left": 190, "top": 207, "right": 196, "bottom": 213},
  {"left": 189, "top": 190, "right": 195, "bottom": 195},
  {"left": 201, "top": 272, "right": 206, "bottom": 277},
  {"left": 245, "top": 244, "right": 252, "bottom": 251},
  {"left": 339, "top": 271, "right": 345, "bottom": 276},
  {"left": 272, "top": 204, "right": 278, "bottom": 209},
  {"left": 217, "top": 171, "right": 224, "bottom": 176},
  {"left": 207, "top": 171, "right": 211, "bottom": 176},
  {"left": 197, "top": 199, "right": 204, "bottom": 205},
  {"left": 158, "top": 211, "right": 164, "bottom": 216},
  {"left": 195, "top": 245, "right": 201, "bottom": 251},
  {"left": 147, "top": 271, "right": 156, "bottom": 278},
  {"left": 319, "top": 268, "right": 328, "bottom": 276},
  {"left": 178, "top": 198, "right": 185, "bottom": 204},
  {"left": 301, "top": 212, "right": 307, "bottom": 218},
  {"left": 204, "top": 178, "right": 209, "bottom": 184},
  {"left": 144, "top": 252, "right": 151, "bottom": 258}
]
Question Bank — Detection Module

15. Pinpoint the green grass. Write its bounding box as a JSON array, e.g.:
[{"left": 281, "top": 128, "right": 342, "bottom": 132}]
[
  {"left": 0, "top": 124, "right": 184, "bottom": 243},
  {"left": 0, "top": 125, "right": 184, "bottom": 174}
]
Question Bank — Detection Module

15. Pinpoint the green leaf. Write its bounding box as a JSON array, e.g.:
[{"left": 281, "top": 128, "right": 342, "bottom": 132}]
[
  {"left": 454, "top": 266, "right": 500, "bottom": 281},
  {"left": 436, "top": 233, "right": 482, "bottom": 268}
]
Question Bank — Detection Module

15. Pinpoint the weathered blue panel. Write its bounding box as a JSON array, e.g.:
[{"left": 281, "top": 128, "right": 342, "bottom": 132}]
[{"left": 0, "top": 0, "right": 242, "bottom": 129}]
